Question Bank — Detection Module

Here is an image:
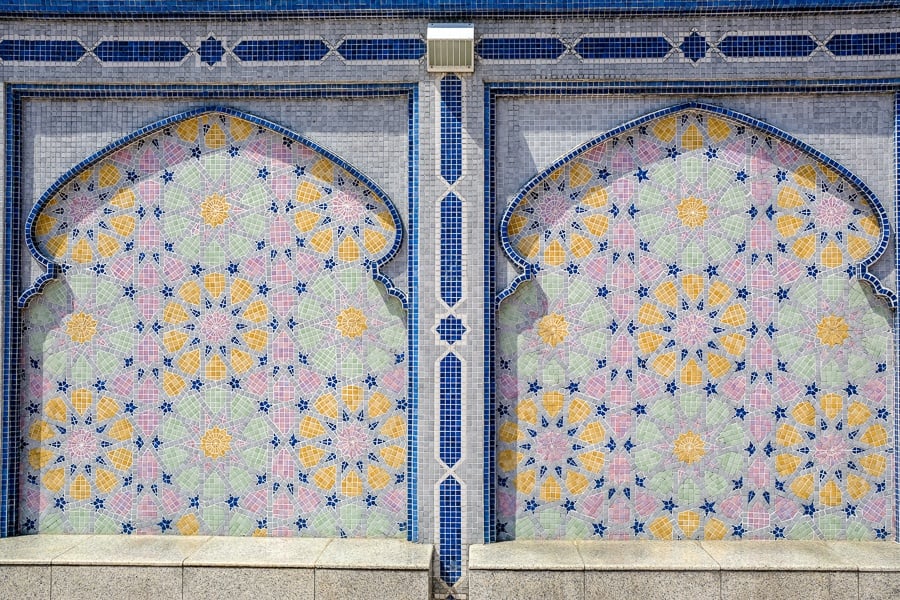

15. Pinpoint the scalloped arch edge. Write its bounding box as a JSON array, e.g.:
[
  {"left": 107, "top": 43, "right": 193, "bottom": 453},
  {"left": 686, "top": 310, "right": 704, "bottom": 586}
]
[
  {"left": 19, "top": 105, "right": 407, "bottom": 309},
  {"left": 497, "top": 101, "right": 896, "bottom": 309}
]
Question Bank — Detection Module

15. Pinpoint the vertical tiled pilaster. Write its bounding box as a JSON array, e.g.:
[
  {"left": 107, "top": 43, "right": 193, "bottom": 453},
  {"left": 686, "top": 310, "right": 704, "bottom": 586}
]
[{"left": 435, "top": 74, "right": 464, "bottom": 598}]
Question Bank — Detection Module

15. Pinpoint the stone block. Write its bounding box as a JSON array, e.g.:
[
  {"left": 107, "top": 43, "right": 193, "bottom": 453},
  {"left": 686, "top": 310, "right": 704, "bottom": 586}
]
[
  {"left": 184, "top": 566, "right": 315, "bottom": 600},
  {"left": 468, "top": 569, "right": 584, "bottom": 600},
  {"left": 315, "top": 568, "right": 432, "bottom": 600},
  {"left": 50, "top": 565, "right": 182, "bottom": 600},
  {"left": 585, "top": 571, "right": 720, "bottom": 600}
]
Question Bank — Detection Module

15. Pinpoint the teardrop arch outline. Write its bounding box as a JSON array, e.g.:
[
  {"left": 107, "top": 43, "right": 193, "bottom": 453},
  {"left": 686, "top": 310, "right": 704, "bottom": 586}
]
[
  {"left": 20, "top": 105, "right": 407, "bottom": 309},
  {"left": 497, "top": 101, "right": 896, "bottom": 309}
]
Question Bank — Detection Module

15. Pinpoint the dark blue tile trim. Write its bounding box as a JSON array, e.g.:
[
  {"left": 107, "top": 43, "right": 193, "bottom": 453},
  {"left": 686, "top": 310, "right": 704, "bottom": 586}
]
[
  {"left": 93, "top": 40, "right": 190, "bottom": 63},
  {"left": 574, "top": 36, "right": 671, "bottom": 59},
  {"left": 438, "top": 476, "right": 462, "bottom": 584},
  {"left": 406, "top": 84, "right": 420, "bottom": 543},
  {"left": 440, "top": 76, "right": 462, "bottom": 186},
  {"left": 337, "top": 38, "right": 424, "bottom": 61},
  {"left": 2, "top": 88, "right": 22, "bottom": 537},
  {"left": 476, "top": 38, "right": 566, "bottom": 60},
  {"left": 1, "top": 0, "right": 897, "bottom": 17},
  {"left": 895, "top": 92, "right": 900, "bottom": 543},
  {"left": 718, "top": 34, "right": 817, "bottom": 58},
  {"left": 233, "top": 39, "right": 330, "bottom": 62},
  {"left": 1, "top": 83, "right": 419, "bottom": 539},
  {"left": 483, "top": 78, "right": 900, "bottom": 543},
  {"left": 482, "top": 83, "right": 496, "bottom": 544},
  {"left": 827, "top": 32, "right": 900, "bottom": 57},
  {"left": 439, "top": 354, "right": 462, "bottom": 468},
  {"left": 0, "top": 40, "right": 85, "bottom": 62},
  {"left": 440, "top": 193, "right": 463, "bottom": 306}
]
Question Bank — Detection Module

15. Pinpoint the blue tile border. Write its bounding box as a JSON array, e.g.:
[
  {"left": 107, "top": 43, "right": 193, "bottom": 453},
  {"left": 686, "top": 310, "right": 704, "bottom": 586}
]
[
  {"left": 5, "top": 32, "right": 900, "bottom": 65},
  {"left": 895, "top": 92, "right": 900, "bottom": 543},
  {"left": 1, "top": 0, "right": 898, "bottom": 17},
  {"left": 483, "top": 78, "right": 900, "bottom": 543},
  {"left": 1, "top": 83, "right": 420, "bottom": 539}
]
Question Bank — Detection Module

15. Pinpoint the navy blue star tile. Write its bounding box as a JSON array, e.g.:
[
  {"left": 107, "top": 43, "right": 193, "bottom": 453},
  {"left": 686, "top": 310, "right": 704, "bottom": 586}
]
[
  {"left": 199, "top": 36, "right": 225, "bottom": 66},
  {"left": 437, "top": 315, "right": 467, "bottom": 344},
  {"left": 680, "top": 32, "right": 708, "bottom": 62}
]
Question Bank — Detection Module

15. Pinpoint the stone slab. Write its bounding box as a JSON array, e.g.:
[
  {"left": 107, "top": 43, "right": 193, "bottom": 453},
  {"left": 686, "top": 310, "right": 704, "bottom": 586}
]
[
  {"left": 700, "top": 541, "right": 856, "bottom": 571},
  {"left": 577, "top": 541, "right": 719, "bottom": 571},
  {"left": 315, "top": 538, "right": 433, "bottom": 570},
  {"left": 0, "top": 565, "right": 51, "bottom": 600},
  {"left": 51, "top": 565, "right": 183, "bottom": 600},
  {"left": 859, "top": 571, "right": 900, "bottom": 600},
  {"left": 184, "top": 566, "right": 315, "bottom": 600},
  {"left": 315, "top": 568, "right": 432, "bottom": 600},
  {"left": 53, "top": 535, "right": 210, "bottom": 567},
  {"left": 468, "top": 569, "right": 584, "bottom": 600},
  {"left": 184, "top": 536, "right": 329, "bottom": 568},
  {"left": 585, "top": 571, "right": 720, "bottom": 600},
  {"left": 0, "top": 534, "right": 87, "bottom": 565},
  {"left": 829, "top": 542, "right": 900, "bottom": 572},
  {"left": 720, "top": 571, "right": 858, "bottom": 600},
  {"left": 468, "top": 541, "right": 584, "bottom": 571}
]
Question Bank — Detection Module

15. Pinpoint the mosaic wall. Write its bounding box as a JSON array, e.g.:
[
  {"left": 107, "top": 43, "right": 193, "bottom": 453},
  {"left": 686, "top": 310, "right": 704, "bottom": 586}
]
[
  {"left": 3, "top": 5, "right": 900, "bottom": 599},
  {"left": 496, "top": 104, "right": 895, "bottom": 541},
  {"left": 18, "top": 109, "right": 411, "bottom": 537}
]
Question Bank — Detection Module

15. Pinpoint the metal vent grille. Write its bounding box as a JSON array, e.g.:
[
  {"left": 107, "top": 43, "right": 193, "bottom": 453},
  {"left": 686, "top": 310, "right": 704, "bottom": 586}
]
[{"left": 427, "top": 24, "right": 474, "bottom": 72}]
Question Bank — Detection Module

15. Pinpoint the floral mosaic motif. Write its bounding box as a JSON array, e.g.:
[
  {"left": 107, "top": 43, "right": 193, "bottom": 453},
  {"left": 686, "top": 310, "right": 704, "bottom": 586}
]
[
  {"left": 20, "top": 109, "right": 409, "bottom": 538},
  {"left": 497, "top": 105, "right": 894, "bottom": 541}
]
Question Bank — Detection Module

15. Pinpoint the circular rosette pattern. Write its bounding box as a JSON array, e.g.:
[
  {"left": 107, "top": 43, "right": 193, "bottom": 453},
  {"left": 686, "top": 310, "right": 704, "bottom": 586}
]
[
  {"left": 32, "top": 166, "right": 138, "bottom": 268},
  {"left": 497, "top": 390, "right": 608, "bottom": 538},
  {"left": 23, "top": 388, "right": 134, "bottom": 532},
  {"left": 158, "top": 272, "right": 269, "bottom": 396},
  {"left": 293, "top": 384, "right": 407, "bottom": 534},
  {"left": 636, "top": 274, "right": 748, "bottom": 389},
  {"left": 774, "top": 393, "right": 891, "bottom": 533}
]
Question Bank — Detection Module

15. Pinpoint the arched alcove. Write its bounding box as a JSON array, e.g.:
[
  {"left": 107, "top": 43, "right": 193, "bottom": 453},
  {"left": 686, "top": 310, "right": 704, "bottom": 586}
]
[
  {"left": 19, "top": 108, "right": 411, "bottom": 538},
  {"left": 496, "top": 103, "right": 895, "bottom": 541}
]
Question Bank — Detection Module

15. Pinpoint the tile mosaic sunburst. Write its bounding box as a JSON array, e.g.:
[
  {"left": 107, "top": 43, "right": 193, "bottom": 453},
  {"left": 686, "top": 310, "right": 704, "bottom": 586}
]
[
  {"left": 19, "top": 111, "right": 410, "bottom": 537},
  {"left": 496, "top": 108, "right": 894, "bottom": 541}
]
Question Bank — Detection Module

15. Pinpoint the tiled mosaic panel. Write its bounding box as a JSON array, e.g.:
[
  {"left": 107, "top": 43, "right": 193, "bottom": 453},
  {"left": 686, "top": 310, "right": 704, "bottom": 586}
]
[
  {"left": 496, "top": 108, "right": 894, "bottom": 541},
  {"left": 18, "top": 111, "right": 410, "bottom": 537}
]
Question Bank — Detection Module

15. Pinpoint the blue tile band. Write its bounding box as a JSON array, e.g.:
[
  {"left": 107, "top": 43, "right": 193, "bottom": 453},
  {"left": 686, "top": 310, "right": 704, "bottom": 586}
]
[
  {"left": 827, "top": 33, "right": 900, "bottom": 57},
  {"left": 439, "top": 353, "right": 462, "bottom": 468},
  {"left": 440, "top": 76, "right": 462, "bottom": 186},
  {"left": 574, "top": 36, "right": 671, "bottom": 59},
  {"left": 337, "top": 38, "right": 425, "bottom": 61},
  {"left": 233, "top": 40, "right": 330, "bottom": 62},
  {"left": 476, "top": 38, "right": 567, "bottom": 60},
  {"left": 718, "top": 34, "right": 817, "bottom": 58},
  {"left": 439, "top": 476, "right": 462, "bottom": 584},
  {"left": 0, "top": 40, "right": 84, "bottom": 62},
  {"left": 0, "top": 0, "right": 897, "bottom": 16},
  {"left": 440, "top": 193, "right": 463, "bottom": 307},
  {"left": 92, "top": 40, "right": 189, "bottom": 63}
]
